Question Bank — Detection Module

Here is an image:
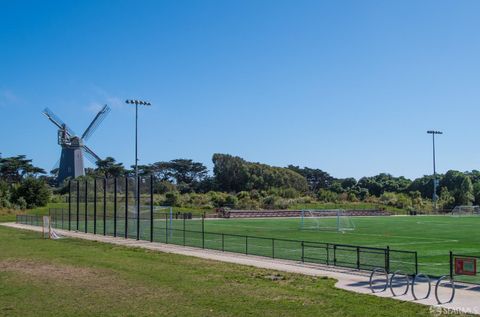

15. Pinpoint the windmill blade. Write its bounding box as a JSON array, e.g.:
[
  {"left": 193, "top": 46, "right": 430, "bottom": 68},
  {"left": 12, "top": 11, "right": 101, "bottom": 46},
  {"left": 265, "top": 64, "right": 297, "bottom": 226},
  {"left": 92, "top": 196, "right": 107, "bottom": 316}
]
[
  {"left": 82, "top": 145, "right": 101, "bottom": 165},
  {"left": 42, "top": 108, "right": 75, "bottom": 136},
  {"left": 81, "top": 105, "right": 111, "bottom": 141}
]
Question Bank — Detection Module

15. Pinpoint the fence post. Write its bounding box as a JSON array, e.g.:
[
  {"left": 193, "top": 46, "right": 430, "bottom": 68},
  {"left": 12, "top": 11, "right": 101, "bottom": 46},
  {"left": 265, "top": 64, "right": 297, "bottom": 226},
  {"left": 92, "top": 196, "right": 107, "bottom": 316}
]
[
  {"left": 415, "top": 251, "right": 419, "bottom": 275},
  {"left": 150, "top": 175, "right": 153, "bottom": 242},
  {"left": 183, "top": 216, "right": 186, "bottom": 246},
  {"left": 222, "top": 233, "right": 224, "bottom": 252},
  {"left": 61, "top": 208, "right": 64, "bottom": 229},
  {"left": 272, "top": 238, "right": 275, "bottom": 259},
  {"left": 202, "top": 214, "right": 205, "bottom": 249},
  {"left": 68, "top": 180, "right": 71, "bottom": 231},
  {"left": 113, "top": 178, "right": 117, "bottom": 237},
  {"left": 84, "top": 180, "right": 88, "bottom": 233},
  {"left": 326, "top": 244, "right": 330, "bottom": 266},
  {"left": 449, "top": 251, "right": 454, "bottom": 279},
  {"left": 385, "top": 246, "right": 390, "bottom": 273},
  {"left": 165, "top": 212, "right": 168, "bottom": 243},
  {"left": 136, "top": 176, "right": 140, "bottom": 241},
  {"left": 301, "top": 241, "right": 305, "bottom": 263},
  {"left": 333, "top": 245, "right": 337, "bottom": 266},
  {"left": 356, "top": 247, "right": 360, "bottom": 270},
  {"left": 125, "top": 177, "right": 128, "bottom": 239},
  {"left": 103, "top": 178, "right": 106, "bottom": 236},
  {"left": 76, "top": 180, "right": 80, "bottom": 231},
  {"left": 245, "top": 236, "right": 248, "bottom": 255},
  {"left": 94, "top": 178, "right": 97, "bottom": 235}
]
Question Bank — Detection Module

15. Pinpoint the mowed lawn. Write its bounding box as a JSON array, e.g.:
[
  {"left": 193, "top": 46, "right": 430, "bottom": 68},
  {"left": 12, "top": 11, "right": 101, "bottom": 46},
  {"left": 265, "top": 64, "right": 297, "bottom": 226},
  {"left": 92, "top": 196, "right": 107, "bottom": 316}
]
[
  {"left": 0, "top": 226, "right": 434, "bottom": 317},
  {"left": 203, "top": 215, "right": 480, "bottom": 277}
]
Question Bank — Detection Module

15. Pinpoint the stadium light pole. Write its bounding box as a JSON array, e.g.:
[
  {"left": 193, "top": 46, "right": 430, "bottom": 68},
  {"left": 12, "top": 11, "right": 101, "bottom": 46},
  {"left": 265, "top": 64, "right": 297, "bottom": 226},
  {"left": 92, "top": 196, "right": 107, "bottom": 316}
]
[
  {"left": 427, "top": 130, "right": 443, "bottom": 211},
  {"left": 126, "top": 99, "right": 151, "bottom": 239}
]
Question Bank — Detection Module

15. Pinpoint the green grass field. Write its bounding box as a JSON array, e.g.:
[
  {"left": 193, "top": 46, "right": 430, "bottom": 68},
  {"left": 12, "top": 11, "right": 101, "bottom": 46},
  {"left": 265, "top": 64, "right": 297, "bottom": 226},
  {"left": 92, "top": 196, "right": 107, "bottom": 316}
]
[
  {"left": 0, "top": 225, "right": 436, "bottom": 316},
  {"left": 40, "top": 211, "right": 480, "bottom": 283},
  {"left": 203, "top": 216, "right": 480, "bottom": 279}
]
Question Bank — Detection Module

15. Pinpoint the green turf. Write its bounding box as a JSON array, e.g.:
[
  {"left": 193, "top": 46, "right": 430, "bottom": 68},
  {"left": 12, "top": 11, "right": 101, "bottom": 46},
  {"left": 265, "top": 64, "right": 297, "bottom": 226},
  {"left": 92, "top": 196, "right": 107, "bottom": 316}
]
[{"left": 202, "top": 216, "right": 480, "bottom": 279}]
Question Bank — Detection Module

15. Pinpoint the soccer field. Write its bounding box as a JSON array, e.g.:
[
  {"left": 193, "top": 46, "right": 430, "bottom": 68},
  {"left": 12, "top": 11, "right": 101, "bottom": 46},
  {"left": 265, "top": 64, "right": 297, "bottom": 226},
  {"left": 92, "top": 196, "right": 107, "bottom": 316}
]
[
  {"left": 203, "top": 215, "right": 480, "bottom": 278},
  {"left": 45, "top": 212, "right": 480, "bottom": 282}
]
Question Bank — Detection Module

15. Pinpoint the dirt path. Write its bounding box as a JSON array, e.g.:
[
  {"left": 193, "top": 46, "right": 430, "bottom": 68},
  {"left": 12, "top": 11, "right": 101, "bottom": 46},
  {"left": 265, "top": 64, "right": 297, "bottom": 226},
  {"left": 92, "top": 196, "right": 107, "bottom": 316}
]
[{"left": 2, "top": 222, "right": 478, "bottom": 315}]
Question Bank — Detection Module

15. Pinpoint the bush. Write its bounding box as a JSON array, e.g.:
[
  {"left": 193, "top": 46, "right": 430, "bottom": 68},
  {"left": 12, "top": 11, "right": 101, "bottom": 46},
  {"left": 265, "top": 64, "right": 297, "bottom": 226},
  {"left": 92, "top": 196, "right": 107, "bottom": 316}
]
[
  {"left": 164, "top": 191, "right": 180, "bottom": 207},
  {"left": 207, "top": 191, "right": 238, "bottom": 208},
  {"left": 261, "top": 195, "right": 292, "bottom": 209},
  {"left": 237, "top": 197, "right": 260, "bottom": 210},
  {"left": 16, "top": 197, "right": 27, "bottom": 210},
  {"left": 317, "top": 189, "right": 338, "bottom": 203},
  {"left": 0, "top": 181, "right": 11, "bottom": 208},
  {"left": 12, "top": 178, "right": 51, "bottom": 208}
]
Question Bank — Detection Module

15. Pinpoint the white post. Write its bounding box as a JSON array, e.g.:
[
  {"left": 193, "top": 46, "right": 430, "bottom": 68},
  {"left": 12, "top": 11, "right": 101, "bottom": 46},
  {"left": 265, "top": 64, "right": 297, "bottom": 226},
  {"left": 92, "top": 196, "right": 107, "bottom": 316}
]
[{"left": 336, "top": 210, "right": 340, "bottom": 232}]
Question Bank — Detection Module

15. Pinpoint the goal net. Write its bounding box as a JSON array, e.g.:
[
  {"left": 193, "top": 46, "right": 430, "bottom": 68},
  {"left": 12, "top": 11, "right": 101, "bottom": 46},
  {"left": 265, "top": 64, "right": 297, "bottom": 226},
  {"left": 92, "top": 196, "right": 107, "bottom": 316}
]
[
  {"left": 451, "top": 205, "right": 480, "bottom": 216},
  {"left": 300, "top": 209, "right": 355, "bottom": 232}
]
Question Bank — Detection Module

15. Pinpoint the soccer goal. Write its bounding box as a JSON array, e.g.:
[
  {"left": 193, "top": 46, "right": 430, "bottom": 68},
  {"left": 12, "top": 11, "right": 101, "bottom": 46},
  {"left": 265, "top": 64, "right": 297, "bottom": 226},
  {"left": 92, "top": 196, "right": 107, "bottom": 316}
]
[
  {"left": 300, "top": 209, "right": 355, "bottom": 232},
  {"left": 451, "top": 205, "right": 480, "bottom": 217}
]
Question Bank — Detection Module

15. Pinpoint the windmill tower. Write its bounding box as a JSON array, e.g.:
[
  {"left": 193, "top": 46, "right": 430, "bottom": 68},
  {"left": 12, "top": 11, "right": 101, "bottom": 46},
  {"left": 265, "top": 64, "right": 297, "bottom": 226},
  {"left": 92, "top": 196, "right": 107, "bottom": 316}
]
[{"left": 42, "top": 105, "right": 111, "bottom": 184}]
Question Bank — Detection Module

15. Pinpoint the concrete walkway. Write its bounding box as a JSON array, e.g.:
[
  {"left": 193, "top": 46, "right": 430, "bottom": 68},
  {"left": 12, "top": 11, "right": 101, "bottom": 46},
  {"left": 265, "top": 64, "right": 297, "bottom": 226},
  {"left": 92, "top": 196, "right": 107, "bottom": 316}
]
[{"left": 2, "top": 222, "right": 479, "bottom": 315}]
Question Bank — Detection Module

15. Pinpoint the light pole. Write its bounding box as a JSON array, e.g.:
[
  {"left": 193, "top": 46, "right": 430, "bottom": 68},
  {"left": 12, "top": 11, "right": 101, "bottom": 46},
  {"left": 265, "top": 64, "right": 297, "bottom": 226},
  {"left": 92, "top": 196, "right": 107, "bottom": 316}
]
[
  {"left": 126, "top": 99, "right": 151, "bottom": 240},
  {"left": 427, "top": 130, "right": 443, "bottom": 211}
]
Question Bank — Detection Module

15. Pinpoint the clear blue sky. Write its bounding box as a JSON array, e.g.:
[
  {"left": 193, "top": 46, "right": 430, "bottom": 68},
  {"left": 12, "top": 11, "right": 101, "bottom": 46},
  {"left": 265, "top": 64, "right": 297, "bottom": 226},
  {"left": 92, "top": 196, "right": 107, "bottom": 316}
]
[{"left": 1, "top": 0, "right": 480, "bottom": 180}]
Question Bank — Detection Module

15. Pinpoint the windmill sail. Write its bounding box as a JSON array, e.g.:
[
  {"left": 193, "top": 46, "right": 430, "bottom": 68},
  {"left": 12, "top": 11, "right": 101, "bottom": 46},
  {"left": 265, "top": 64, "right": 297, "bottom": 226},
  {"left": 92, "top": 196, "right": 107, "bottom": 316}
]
[{"left": 43, "top": 105, "right": 110, "bottom": 184}]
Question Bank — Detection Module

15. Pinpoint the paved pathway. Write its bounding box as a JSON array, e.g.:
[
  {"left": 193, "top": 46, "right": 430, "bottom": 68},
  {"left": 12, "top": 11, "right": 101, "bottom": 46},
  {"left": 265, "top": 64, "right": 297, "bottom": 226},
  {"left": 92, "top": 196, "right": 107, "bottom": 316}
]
[{"left": 2, "top": 222, "right": 479, "bottom": 315}]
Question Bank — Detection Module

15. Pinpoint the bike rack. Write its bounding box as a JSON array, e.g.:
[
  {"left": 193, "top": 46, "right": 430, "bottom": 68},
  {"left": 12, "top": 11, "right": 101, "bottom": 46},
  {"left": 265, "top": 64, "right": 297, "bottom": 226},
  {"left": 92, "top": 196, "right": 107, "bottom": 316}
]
[
  {"left": 369, "top": 268, "right": 389, "bottom": 293},
  {"left": 434, "top": 275, "right": 455, "bottom": 304},
  {"left": 389, "top": 270, "right": 410, "bottom": 296},
  {"left": 411, "top": 273, "right": 431, "bottom": 300}
]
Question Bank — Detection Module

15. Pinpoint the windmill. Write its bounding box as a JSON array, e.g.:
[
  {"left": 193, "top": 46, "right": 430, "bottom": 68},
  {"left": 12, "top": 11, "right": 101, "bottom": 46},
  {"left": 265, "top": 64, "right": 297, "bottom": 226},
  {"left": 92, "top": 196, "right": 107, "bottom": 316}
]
[{"left": 42, "top": 105, "right": 111, "bottom": 184}]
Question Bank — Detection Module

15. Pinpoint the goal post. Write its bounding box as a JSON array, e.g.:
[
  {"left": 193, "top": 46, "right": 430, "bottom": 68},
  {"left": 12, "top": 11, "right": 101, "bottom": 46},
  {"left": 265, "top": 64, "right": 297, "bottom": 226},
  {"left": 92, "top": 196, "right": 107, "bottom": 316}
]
[
  {"left": 300, "top": 209, "right": 355, "bottom": 232},
  {"left": 451, "top": 205, "right": 480, "bottom": 217}
]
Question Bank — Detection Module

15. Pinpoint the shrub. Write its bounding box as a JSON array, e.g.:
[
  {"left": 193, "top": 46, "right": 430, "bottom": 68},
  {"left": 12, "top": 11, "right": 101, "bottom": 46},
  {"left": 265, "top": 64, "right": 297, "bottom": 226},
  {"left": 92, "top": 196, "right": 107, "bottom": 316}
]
[
  {"left": 317, "top": 189, "right": 338, "bottom": 203},
  {"left": 237, "top": 197, "right": 260, "bottom": 210},
  {"left": 12, "top": 178, "right": 51, "bottom": 208},
  {"left": 164, "top": 191, "right": 180, "bottom": 207},
  {"left": 15, "top": 197, "right": 27, "bottom": 210}
]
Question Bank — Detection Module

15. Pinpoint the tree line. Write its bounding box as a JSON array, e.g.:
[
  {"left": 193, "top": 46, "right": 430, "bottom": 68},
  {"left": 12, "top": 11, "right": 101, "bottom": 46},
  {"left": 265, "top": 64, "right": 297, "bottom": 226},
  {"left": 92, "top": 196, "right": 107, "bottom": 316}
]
[{"left": 2, "top": 152, "right": 480, "bottom": 211}]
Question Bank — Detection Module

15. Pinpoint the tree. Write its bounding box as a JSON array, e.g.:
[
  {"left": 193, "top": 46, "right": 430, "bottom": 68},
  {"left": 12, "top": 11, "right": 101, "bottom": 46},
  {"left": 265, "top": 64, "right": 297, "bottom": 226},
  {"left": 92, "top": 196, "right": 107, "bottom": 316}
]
[
  {"left": 95, "top": 157, "right": 126, "bottom": 178},
  {"left": 438, "top": 187, "right": 455, "bottom": 210},
  {"left": 169, "top": 159, "right": 208, "bottom": 184},
  {"left": 407, "top": 175, "right": 435, "bottom": 199},
  {"left": 473, "top": 182, "right": 480, "bottom": 205},
  {"left": 287, "top": 166, "right": 334, "bottom": 192},
  {"left": 358, "top": 173, "right": 412, "bottom": 196},
  {"left": 0, "top": 155, "right": 45, "bottom": 183},
  {"left": 341, "top": 178, "right": 357, "bottom": 190},
  {"left": 441, "top": 170, "right": 474, "bottom": 205},
  {"left": 212, "top": 154, "right": 308, "bottom": 193},
  {"left": 458, "top": 176, "right": 474, "bottom": 206},
  {"left": 212, "top": 154, "right": 249, "bottom": 192},
  {"left": 149, "top": 159, "right": 209, "bottom": 193}
]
